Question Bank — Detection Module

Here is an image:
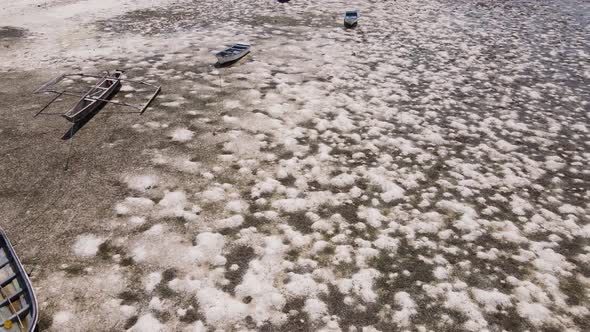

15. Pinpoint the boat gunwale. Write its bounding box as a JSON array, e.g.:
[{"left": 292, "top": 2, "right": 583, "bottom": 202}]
[
  {"left": 0, "top": 229, "right": 38, "bottom": 332},
  {"left": 63, "top": 72, "right": 122, "bottom": 121},
  {"left": 215, "top": 44, "right": 251, "bottom": 64},
  {"left": 216, "top": 44, "right": 251, "bottom": 58}
]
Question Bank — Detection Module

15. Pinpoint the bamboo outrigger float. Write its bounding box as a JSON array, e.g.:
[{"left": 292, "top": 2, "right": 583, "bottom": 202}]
[
  {"left": 0, "top": 228, "right": 38, "bottom": 332},
  {"left": 33, "top": 70, "right": 161, "bottom": 122}
]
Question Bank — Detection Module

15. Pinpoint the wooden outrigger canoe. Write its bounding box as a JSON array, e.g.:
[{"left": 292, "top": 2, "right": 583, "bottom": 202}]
[
  {"left": 62, "top": 71, "right": 122, "bottom": 122},
  {"left": 33, "top": 70, "right": 161, "bottom": 141},
  {"left": 0, "top": 229, "right": 38, "bottom": 332}
]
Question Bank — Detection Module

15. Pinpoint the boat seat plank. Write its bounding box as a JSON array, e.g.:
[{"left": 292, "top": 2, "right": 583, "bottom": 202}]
[
  {"left": 0, "top": 289, "right": 23, "bottom": 308},
  {"left": 0, "top": 273, "right": 17, "bottom": 288},
  {"left": 0, "top": 258, "right": 9, "bottom": 269},
  {"left": 7, "top": 305, "right": 30, "bottom": 322}
]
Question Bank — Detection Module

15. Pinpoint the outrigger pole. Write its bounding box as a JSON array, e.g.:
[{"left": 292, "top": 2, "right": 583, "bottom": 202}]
[{"left": 33, "top": 71, "right": 161, "bottom": 117}]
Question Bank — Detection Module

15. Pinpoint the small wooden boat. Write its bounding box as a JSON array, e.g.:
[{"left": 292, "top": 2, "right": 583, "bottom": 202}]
[
  {"left": 62, "top": 71, "right": 122, "bottom": 122},
  {"left": 0, "top": 228, "right": 38, "bottom": 332},
  {"left": 344, "top": 11, "right": 359, "bottom": 28},
  {"left": 215, "top": 44, "right": 251, "bottom": 65}
]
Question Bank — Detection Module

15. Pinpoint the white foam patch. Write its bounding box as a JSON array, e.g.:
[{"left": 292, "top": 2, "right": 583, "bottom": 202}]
[
  {"left": 225, "top": 200, "right": 249, "bottom": 213},
  {"left": 193, "top": 232, "right": 226, "bottom": 266},
  {"left": 392, "top": 292, "right": 417, "bottom": 327},
  {"left": 156, "top": 191, "right": 199, "bottom": 221},
  {"left": 284, "top": 273, "right": 327, "bottom": 298},
  {"left": 516, "top": 302, "right": 553, "bottom": 327},
  {"left": 337, "top": 269, "right": 380, "bottom": 303},
  {"left": 201, "top": 186, "right": 227, "bottom": 202},
  {"left": 123, "top": 174, "right": 158, "bottom": 192},
  {"left": 216, "top": 215, "right": 244, "bottom": 229},
  {"left": 72, "top": 234, "right": 104, "bottom": 257},
  {"left": 115, "top": 197, "right": 155, "bottom": 216},
  {"left": 235, "top": 236, "right": 288, "bottom": 326},
  {"left": 128, "top": 314, "right": 165, "bottom": 332},
  {"left": 304, "top": 298, "right": 328, "bottom": 322},
  {"left": 444, "top": 291, "right": 487, "bottom": 331},
  {"left": 187, "top": 321, "right": 207, "bottom": 332},
  {"left": 357, "top": 207, "right": 385, "bottom": 228},
  {"left": 53, "top": 311, "right": 73, "bottom": 325},
  {"left": 152, "top": 152, "right": 201, "bottom": 174},
  {"left": 472, "top": 288, "right": 512, "bottom": 313},
  {"left": 169, "top": 128, "right": 194, "bottom": 142},
  {"left": 144, "top": 272, "right": 162, "bottom": 292}
]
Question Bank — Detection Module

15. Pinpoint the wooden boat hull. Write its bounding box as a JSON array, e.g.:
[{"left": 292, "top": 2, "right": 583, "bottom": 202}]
[
  {"left": 344, "top": 11, "right": 359, "bottom": 28},
  {"left": 62, "top": 72, "right": 122, "bottom": 123},
  {"left": 215, "top": 44, "right": 251, "bottom": 65},
  {"left": 344, "top": 19, "right": 358, "bottom": 27},
  {"left": 0, "top": 229, "right": 38, "bottom": 332}
]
